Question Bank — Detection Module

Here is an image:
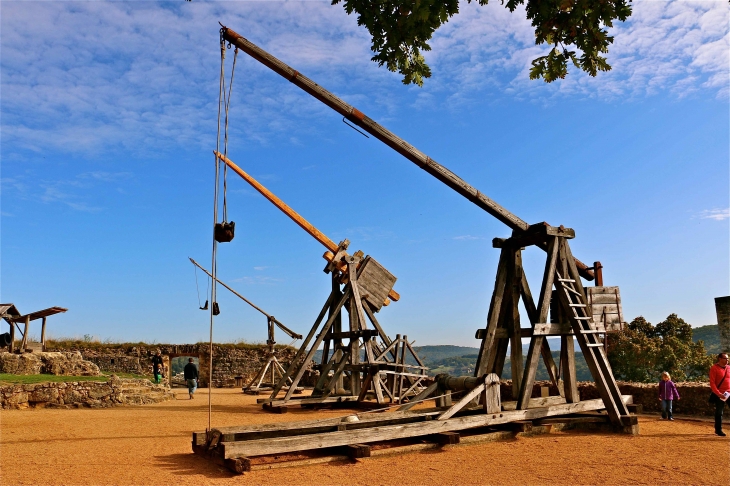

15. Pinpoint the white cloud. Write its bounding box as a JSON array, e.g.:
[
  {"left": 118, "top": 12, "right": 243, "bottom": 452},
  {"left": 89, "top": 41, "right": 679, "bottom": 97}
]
[
  {"left": 698, "top": 208, "right": 730, "bottom": 221},
  {"left": 0, "top": 1, "right": 726, "bottom": 158}
]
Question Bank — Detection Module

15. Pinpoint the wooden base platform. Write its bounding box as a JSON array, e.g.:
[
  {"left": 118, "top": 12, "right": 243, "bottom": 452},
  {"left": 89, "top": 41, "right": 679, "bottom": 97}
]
[{"left": 192, "top": 395, "right": 637, "bottom": 474}]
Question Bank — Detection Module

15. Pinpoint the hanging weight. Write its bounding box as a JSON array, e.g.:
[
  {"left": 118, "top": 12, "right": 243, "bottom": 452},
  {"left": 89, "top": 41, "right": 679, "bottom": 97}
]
[{"left": 214, "top": 221, "right": 235, "bottom": 243}]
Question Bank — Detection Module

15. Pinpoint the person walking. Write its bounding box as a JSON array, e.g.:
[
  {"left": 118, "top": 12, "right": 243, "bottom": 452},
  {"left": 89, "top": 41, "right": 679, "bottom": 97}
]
[
  {"left": 184, "top": 358, "right": 199, "bottom": 400},
  {"left": 658, "top": 371, "right": 680, "bottom": 420},
  {"left": 709, "top": 352, "right": 730, "bottom": 436},
  {"left": 151, "top": 350, "right": 164, "bottom": 385}
]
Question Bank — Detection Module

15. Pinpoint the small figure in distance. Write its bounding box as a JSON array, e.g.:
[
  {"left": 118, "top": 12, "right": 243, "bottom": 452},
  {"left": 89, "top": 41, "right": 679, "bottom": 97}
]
[
  {"left": 658, "top": 371, "right": 680, "bottom": 421},
  {"left": 709, "top": 352, "right": 730, "bottom": 436},
  {"left": 151, "top": 350, "right": 164, "bottom": 385},
  {"left": 184, "top": 358, "right": 199, "bottom": 400}
]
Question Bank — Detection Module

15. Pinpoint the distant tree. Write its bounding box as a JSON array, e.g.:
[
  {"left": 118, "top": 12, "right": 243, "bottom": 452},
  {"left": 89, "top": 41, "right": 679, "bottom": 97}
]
[
  {"left": 333, "top": 0, "right": 633, "bottom": 84},
  {"left": 607, "top": 314, "right": 714, "bottom": 383}
]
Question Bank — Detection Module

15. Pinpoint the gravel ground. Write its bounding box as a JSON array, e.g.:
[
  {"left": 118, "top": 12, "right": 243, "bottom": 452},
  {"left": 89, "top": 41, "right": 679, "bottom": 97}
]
[{"left": 1, "top": 388, "right": 727, "bottom": 485}]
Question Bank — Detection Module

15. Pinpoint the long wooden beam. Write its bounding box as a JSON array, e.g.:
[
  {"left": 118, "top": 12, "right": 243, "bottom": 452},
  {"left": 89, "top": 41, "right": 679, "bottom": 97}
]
[
  {"left": 215, "top": 151, "right": 400, "bottom": 303},
  {"left": 221, "top": 396, "right": 632, "bottom": 458},
  {"left": 189, "top": 257, "right": 302, "bottom": 340},
  {"left": 220, "top": 26, "right": 595, "bottom": 281}
]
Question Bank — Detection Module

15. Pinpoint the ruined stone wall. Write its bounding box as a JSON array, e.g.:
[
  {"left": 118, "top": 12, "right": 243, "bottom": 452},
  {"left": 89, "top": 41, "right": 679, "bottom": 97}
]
[
  {"left": 0, "top": 375, "right": 174, "bottom": 410},
  {"left": 0, "top": 351, "right": 100, "bottom": 376},
  {"left": 43, "top": 342, "right": 305, "bottom": 388}
]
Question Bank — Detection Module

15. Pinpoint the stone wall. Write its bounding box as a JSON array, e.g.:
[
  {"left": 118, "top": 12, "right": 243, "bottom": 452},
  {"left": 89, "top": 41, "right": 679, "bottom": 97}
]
[
  {"left": 0, "top": 375, "right": 174, "bottom": 409},
  {"left": 0, "top": 351, "right": 100, "bottom": 376},
  {"left": 501, "top": 380, "right": 717, "bottom": 416},
  {"left": 43, "top": 342, "right": 306, "bottom": 388}
]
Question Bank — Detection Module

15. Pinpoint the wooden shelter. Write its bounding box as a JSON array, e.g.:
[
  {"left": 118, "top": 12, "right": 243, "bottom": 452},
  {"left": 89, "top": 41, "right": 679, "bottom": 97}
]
[{"left": 0, "top": 303, "right": 67, "bottom": 352}]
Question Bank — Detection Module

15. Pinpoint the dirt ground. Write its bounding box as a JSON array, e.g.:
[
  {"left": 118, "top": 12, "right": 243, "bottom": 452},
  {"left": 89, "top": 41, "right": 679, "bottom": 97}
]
[{"left": 1, "top": 388, "right": 728, "bottom": 486}]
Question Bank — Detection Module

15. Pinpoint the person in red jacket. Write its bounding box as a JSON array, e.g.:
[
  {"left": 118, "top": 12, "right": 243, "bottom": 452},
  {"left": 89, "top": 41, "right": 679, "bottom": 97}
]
[{"left": 709, "top": 353, "right": 730, "bottom": 436}]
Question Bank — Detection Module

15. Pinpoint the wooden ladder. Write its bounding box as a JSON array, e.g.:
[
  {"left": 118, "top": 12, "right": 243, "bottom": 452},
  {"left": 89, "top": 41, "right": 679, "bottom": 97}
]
[{"left": 554, "top": 238, "right": 631, "bottom": 426}]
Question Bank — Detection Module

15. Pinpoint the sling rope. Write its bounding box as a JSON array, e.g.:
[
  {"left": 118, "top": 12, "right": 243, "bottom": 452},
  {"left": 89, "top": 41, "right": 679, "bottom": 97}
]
[{"left": 208, "top": 29, "right": 239, "bottom": 434}]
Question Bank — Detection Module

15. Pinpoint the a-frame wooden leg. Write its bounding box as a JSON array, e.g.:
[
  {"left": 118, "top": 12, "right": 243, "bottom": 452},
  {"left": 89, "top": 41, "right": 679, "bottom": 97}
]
[
  {"left": 508, "top": 249, "right": 524, "bottom": 398},
  {"left": 279, "top": 287, "right": 351, "bottom": 402},
  {"left": 270, "top": 291, "right": 336, "bottom": 398},
  {"left": 517, "top": 237, "right": 559, "bottom": 409},
  {"left": 475, "top": 248, "right": 510, "bottom": 377}
]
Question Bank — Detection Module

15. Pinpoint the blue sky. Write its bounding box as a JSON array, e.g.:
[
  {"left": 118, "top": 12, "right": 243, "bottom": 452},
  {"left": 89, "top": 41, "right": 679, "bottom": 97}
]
[{"left": 1, "top": 1, "right": 728, "bottom": 347}]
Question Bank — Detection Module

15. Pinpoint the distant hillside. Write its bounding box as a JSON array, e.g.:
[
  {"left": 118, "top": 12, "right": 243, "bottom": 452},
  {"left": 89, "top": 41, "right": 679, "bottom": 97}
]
[
  {"left": 426, "top": 350, "right": 593, "bottom": 381},
  {"left": 412, "top": 345, "right": 480, "bottom": 363},
  {"left": 693, "top": 325, "right": 721, "bottom": 354}
]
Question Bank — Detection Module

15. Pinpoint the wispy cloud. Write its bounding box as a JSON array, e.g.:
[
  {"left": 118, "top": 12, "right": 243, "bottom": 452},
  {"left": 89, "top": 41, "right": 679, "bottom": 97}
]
[
  {"left": 698, "top": 208, "right": 730, "bottom": 221},
  {"left": 0, "top": 1, "right": 725, "bottom": 160},
  {"left": 453, "top": 235, "right": 483, "bottom": 241},
  {"left": 2, "top": 171, "right": 133, "bottom": 212}
]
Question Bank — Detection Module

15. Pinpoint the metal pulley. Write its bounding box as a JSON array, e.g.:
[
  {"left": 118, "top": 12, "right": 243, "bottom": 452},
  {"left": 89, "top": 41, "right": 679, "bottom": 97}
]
[{"left": 214, "top": 221, "right": 235, "bottom": 243}]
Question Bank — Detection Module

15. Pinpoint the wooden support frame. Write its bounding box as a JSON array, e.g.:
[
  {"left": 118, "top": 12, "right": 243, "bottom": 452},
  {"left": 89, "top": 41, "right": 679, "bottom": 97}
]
[
  {"left": 264, "top": 250, "right": 427, "bottom": 409},
  {"left": 473, "top": 228, "right": 631, "bottom": 427}
]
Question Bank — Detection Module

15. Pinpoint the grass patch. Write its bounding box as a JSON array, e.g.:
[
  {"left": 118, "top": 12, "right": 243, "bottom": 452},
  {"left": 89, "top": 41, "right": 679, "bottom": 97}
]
[
  {"left": 0, "top": 372, "right": 151, "bottom": 385},
  {"left": 0, "top": 374, "right": 109, "bottom": 385}
]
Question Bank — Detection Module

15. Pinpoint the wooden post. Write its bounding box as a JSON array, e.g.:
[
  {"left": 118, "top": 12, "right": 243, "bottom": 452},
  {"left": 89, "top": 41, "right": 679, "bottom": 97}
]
[
  {"left": 483, "top": 373, "right": 501, "bottom": 414},
  {"left": 20, "top": 316, "right": 29, "bottom": 352},
  {"left": 9, "top": 321, "right": 15, "bottom": 353},
  {"left": 41, "top": 317, "right": 47, "bottom": 351}
]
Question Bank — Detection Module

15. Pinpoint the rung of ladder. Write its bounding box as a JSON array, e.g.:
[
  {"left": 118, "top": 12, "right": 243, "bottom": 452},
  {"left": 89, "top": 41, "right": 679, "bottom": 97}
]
[
  {"left": 573, "top": 316, "right": 591, "bottom": 320},
  {"left": 585, "top": 343, "right": 604, "bottom": 347},
  {"left": 569, "top": 303, "right": 586, "bottom": 307},
  {"left": 558, "top": 278, "right": 576, "bottom": 282},
  {"left": 578, "top": 330, "right": 605, "bottom": 334}
]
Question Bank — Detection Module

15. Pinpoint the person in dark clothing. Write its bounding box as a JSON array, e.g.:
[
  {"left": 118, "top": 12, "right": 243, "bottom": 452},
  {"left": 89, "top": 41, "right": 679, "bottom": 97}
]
[
  {"left": 151, "top": 350, "right": 164, "bottom": 384},
  {"left": 184, "top": 358, "right": 199, "bottom": 399},
  {"left": 709, "top": 352, "right": 730, "bottom": 436}
]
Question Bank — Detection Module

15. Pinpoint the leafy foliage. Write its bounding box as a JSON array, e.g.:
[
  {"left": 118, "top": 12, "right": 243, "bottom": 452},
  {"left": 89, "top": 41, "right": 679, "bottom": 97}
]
[
  {"left": 332, "top": 0, "right": 632, "bottom": 84},
  {"left": 607, "top": 314, "right": 714, "bottom": 383}
]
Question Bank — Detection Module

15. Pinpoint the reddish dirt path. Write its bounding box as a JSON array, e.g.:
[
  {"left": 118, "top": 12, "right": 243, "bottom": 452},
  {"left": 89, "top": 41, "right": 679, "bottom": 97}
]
[{"left": 1, "top": 389, "right": 727, "bottom": 485}]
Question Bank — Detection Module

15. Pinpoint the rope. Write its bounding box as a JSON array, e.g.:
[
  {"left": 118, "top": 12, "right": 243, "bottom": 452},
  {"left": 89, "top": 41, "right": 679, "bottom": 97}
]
[
  {"left": 207, "top": 33, "right": 227, "bottom": 434},
  {"left": 222, "top": 48, "right": 238, "bottom": 223}
]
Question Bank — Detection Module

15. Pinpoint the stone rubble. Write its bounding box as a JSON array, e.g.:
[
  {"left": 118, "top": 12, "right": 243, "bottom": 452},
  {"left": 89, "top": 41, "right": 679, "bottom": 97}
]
[{"left": 0, "top": 375, "right": 174, "bottom": 410}]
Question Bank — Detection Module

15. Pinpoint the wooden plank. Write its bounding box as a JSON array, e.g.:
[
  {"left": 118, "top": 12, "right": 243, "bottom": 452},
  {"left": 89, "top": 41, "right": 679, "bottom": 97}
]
[
  {"left": 397, "top": 381, "right": 438, "bottom": 411},
  {"left": 221, "top": 396, "right": 632, "bottom": 458},
  {"left": 438, "top": 383, "right": 485, "bottom": 420},
  {"left": 345, "top": 443, "right": 371, "bottom": 459},
  {"left": 502, "top": 395, "right": 566, "bottom": 410},
  {"left": 356, "top": 257, "right": 396, "bottom": 311}
]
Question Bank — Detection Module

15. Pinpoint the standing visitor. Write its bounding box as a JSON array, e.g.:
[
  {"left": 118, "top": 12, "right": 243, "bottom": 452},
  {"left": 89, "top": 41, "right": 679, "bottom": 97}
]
[
  {"left": 657, "top": 371, "right": 680, "bottom": 420},
  {"left": 151, "top": 350, "right": 164, "bottom": 384},
  {"left": 184, "top": 358, "right": 199, "bottom": 400},
  {"left": 709, "top": 353, "right": 730, "bottom": 436}
]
